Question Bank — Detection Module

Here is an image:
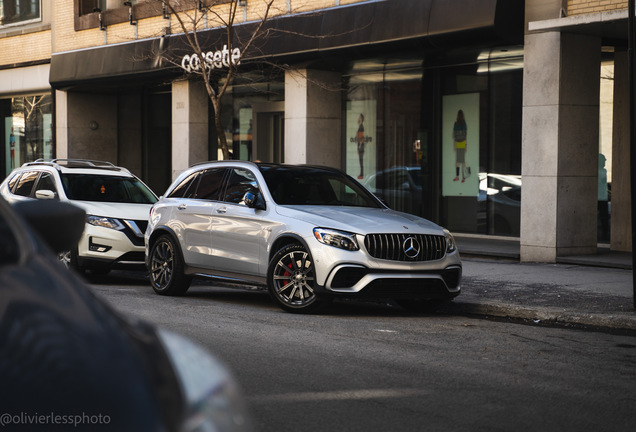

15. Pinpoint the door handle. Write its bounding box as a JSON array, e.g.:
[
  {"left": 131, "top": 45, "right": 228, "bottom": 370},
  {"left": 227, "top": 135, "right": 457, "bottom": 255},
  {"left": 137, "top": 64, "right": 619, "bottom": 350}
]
[
  {"left": 178, "top": 204, "right": 187, "bottom": 210},
  {"left": 216, "top": 207, "right": 227, "bottom": 214}
]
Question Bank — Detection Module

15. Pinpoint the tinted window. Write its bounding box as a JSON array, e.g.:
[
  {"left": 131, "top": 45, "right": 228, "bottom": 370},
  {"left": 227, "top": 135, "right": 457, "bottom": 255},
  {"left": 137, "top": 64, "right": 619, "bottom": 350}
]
[
  {"left": 61, "top": 174, "right": 157, "bottom": 204},
  {"left": 223, "top": 169, "right": 259, "bottom": 204},
  {"left": 167, "top": 172, "right": 200, "bottom": 199},
  {"left": 261, "top": 166, "right": 382, "bottom": 207},
  {"left": 194, "top": 168, "right": 227, "bottom": 200},
  {"left": 35, "top": 173, "right": 58, "bottom": 196},
  {"left": 14, "top": 171, "right": 39, "bottom": 197},
  {"left": 6, "top": 173, "right": 20, "bottom": 192}
]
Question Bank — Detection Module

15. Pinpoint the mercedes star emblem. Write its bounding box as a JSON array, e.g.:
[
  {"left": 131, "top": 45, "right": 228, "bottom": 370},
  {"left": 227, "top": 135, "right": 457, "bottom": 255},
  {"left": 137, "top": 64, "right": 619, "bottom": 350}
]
[{"left": 403, "top": 236, "right": 421, "bottom": 259}]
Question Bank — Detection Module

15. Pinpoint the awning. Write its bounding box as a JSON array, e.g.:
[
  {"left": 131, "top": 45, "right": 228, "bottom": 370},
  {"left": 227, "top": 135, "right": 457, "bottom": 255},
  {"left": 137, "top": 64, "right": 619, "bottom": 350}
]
[{"left": 50, "top": 0, "right": 524, "bottom": 89}]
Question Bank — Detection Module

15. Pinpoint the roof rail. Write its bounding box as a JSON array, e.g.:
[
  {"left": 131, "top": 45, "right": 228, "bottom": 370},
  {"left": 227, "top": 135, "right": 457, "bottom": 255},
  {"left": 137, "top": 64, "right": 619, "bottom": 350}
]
[{"left": 24, "top": 159, "right": 123, "bottom": 171}]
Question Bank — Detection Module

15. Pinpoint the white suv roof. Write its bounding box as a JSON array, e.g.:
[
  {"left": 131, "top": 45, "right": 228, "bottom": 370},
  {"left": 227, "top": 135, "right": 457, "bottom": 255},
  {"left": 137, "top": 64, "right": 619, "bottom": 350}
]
[{"left": 21, "top": 159, "right": 134, "bottom": 177}]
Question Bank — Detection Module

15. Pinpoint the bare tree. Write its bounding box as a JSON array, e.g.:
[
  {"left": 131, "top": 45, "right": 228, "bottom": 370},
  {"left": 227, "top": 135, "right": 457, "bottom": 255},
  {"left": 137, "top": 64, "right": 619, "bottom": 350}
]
[{"left": 159, "top": 0, "right": 275, "bottom": 160}]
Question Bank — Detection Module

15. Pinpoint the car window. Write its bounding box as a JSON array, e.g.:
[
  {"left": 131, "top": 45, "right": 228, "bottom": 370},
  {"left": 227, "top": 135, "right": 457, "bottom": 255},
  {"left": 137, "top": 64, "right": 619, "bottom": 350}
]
[
  {"left": 35, "top": 172, "right": 58, "bottom": 196},
  {"left": 194, "top": 168, "right": 227, "bottom": 200},
  {"left": 60, "top": 174, "right": 157, "bottom": 204},
  {"left": 6, "top": 172, "right": 20, "bottom": 192},
  {"left": 409, "top": 169, "right": 422, "bottom": 187},
  {"left": 222, "top": 169, "right": 259, "bottom": 204},
  {"left": 13, "top": 171, "right": 39, "bottom": 197},
  {"left": 167, "top": 172, "right": 200, "bottom": 198},
  {"left": 261, "top": 166, "right": 382, "bottom": 208}
]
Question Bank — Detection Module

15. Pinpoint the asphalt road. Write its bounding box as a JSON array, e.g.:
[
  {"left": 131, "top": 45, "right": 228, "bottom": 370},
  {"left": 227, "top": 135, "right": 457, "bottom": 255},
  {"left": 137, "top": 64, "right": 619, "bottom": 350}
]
[{"left": 88, "top": 271, "right": 636, "bottom": 432}]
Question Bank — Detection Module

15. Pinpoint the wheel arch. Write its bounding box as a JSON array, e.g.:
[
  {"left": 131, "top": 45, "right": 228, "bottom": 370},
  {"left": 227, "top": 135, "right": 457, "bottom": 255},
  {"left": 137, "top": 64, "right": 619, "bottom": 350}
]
[
  {"left": 268, "top": 233, "right": 311, "bottom": 264},
  {"left": 148, "top": 226, "right": 185, "bottom": 259}
]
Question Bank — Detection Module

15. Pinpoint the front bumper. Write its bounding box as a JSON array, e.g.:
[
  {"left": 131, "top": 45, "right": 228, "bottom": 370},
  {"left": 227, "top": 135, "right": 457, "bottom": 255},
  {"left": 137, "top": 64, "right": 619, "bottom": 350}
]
[
  {"left": 323, "top": 264, "right": 461, "bottom": 300},
  {"left": 77, "top": 223, "right": 146, "bottom": 270},
  {"left": 307, "top": 234, "right": 462, "bottom": 300}
]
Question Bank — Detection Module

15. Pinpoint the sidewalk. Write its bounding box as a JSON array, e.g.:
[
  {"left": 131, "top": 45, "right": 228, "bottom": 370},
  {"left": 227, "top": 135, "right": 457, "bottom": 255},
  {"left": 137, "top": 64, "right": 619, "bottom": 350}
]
[{"left": 449, "top": 236, "right": 636, "bottom": 333}]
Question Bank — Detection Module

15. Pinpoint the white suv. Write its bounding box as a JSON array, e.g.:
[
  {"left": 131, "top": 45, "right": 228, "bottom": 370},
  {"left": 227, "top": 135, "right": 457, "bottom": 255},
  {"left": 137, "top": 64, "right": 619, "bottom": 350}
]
[
  {"left": 146, "top": 161, "right": 461, "bottom": 313},
  {"left": 0, "top": 159, "right": 157, "bottom": 274}
]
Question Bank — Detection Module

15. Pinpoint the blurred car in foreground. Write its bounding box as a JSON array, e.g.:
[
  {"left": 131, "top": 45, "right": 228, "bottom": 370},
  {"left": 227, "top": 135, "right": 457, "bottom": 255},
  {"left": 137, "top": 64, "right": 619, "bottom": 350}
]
[
  {"left": 146, "top": 161, "right": 461, "bottom": 314},
  {"left": 0, "top": 196, "right": 251, "bottom": 432},
  {"left": 0, "top": 159, "right": 157, "bottom": 274}
]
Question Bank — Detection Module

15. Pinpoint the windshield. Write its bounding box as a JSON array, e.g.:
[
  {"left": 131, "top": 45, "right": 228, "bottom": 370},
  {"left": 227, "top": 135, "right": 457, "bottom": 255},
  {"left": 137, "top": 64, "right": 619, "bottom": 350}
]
[
  {"left": 61, "top": 174, "right": 157, "bottom": 204},
  {"left": 260, "top": 165, "right": 383, "bottom": 208}
]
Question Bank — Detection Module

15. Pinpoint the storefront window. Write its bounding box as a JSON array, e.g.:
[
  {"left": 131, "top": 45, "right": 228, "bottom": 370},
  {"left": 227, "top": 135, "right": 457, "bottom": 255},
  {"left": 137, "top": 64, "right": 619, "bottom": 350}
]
[
  {"left": 1, "top": 94, "right": 53, "bottom": 177},
  {"left": 0, "top": 0, "right": 40, "bottom": 27},
  {"left": 345, "top": 58, "right": 424, "bottom": 216},
  {"left": 224, "top": 71, "right": 284, "bottom": 162},
  {"left": 345, "top": 49, "right": 523, "bottom": 237}
]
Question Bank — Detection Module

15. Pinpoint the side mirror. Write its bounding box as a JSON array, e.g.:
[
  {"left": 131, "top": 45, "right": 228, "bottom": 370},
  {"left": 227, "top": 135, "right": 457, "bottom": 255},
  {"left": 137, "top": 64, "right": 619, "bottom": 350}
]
[
  {"left": 13, "top": 200, "right": 85, "bottom": 253},
  {"left": 35, "top": 189, "right": 57, "bottom": 200},
  {"left": 243, "top": 192, "right": 266, "bottom": 210}
]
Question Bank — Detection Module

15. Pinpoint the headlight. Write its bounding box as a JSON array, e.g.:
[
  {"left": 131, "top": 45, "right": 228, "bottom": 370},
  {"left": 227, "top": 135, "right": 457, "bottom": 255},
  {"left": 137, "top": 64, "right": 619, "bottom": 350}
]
[
  {"left": 156, "top": 329, "right": 252, "bottom": 432},
  {"left": 86, "top": 215, "right": 125, "bottom": 230},
  {"left": 313, "top": 228, "right": 359, "bottom": 251},
  {"left": 444, "top": 229, "right": 457, "bottom": 253}
]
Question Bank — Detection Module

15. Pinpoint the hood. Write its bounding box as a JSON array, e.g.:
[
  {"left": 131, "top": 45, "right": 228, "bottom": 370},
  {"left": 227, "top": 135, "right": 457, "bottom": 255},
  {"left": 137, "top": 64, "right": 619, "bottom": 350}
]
[
  {"left": 69, "top": 201, "right": 152, "bottom": 221},
  {"left": 276, "top": 205, "right": 443, "bottom": 235}
]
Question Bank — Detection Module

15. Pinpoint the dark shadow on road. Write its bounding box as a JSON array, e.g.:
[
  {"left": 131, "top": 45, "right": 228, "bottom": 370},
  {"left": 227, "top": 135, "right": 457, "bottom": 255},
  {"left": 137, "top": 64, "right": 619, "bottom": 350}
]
[{"left": 86, "top": 270, "right": 462, "bottom": 319}]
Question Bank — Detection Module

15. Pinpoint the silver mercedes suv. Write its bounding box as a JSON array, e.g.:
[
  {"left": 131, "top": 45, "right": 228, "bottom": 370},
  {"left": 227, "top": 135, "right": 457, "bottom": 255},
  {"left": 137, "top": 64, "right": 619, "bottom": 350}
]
[{"left": 145, "top": 161, "right": 461, "bottom": 313}]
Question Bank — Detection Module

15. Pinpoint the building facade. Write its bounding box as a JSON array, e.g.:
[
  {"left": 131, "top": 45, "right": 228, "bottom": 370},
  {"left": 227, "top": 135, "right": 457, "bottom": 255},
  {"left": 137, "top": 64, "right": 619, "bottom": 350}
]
[
  {"left": 523, "top": 0, "right": 630, "bottom": 260},
  {"left": 0, "top": 0, "right": 633, "bottom": 263},
  {"left": 0, "top": 0, "right": 53, "bottom": 181}
]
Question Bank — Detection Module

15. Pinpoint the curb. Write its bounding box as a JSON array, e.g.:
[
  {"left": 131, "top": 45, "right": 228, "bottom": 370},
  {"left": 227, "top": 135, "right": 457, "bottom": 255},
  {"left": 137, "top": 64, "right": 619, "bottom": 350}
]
[{"left": 446, "top": 300, "right": 636, "bottom": 333}]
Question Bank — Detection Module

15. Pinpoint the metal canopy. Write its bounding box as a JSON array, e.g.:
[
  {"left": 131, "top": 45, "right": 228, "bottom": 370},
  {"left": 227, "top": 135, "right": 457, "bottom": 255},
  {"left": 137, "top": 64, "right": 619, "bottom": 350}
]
[{"left": 49, "top": 0, "right": 524, "bottom": 89}]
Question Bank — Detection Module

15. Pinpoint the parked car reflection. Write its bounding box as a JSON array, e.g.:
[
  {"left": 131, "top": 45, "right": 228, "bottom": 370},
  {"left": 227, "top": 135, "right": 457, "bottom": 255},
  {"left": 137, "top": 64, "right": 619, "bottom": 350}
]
[
  {"left": 363, "top": 166, "right": 423, "bottom": 215},
  {"left": 478, "top": 173, "right": 521, "bottom": 236}
]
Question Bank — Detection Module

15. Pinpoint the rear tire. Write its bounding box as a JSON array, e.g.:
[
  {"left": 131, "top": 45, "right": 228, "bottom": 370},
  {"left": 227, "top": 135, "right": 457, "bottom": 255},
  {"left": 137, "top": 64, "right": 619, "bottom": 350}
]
[
  {"left": 149, "top": 235, "right": 191, "bottom": 296},
  {"left": 267, "top": 243, "right": 328, "bottom": 313}
]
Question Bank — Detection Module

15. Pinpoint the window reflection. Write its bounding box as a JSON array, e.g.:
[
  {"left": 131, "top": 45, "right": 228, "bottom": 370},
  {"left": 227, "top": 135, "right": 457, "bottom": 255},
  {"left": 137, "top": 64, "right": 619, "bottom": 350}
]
[{"left": 2, "top": 94, "right": 53, "bottom": 177}]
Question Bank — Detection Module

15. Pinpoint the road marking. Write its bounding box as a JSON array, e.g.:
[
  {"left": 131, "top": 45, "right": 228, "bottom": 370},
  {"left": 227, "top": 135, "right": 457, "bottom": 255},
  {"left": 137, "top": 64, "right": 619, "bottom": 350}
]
[{"left": 251, "top": 388, "right": 429, "bottom": 403}]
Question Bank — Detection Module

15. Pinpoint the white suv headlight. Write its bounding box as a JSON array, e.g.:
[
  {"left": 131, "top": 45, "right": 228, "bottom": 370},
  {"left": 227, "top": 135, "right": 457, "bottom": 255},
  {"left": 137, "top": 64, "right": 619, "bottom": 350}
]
[
  {"left": 313, "top": 228, "right": 359, "bottom": 251},
  {"left": 86, "top": 215, "right": 125, "bottom": 230}
]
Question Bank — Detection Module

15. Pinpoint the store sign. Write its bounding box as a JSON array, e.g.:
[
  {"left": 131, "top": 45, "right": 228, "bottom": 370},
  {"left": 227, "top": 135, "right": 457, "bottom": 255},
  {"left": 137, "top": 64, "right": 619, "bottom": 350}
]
[{"left": 181, "top": 45, "right": 241, "bottom": 73}]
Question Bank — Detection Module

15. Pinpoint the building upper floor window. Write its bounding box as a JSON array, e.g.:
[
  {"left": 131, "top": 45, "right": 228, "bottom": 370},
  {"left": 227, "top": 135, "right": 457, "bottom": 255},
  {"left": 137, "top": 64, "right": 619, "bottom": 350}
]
[
  {"left": 79, "top": 0, "right": 134, "bottom": 15},
  {"left": 0, "top": 0, "right": 41, "bottom": 28}
]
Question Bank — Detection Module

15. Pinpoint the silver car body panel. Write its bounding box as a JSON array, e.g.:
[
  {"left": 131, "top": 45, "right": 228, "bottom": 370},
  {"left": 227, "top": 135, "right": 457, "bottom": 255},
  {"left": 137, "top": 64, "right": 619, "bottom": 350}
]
[{"left": 146, "top": 161, "right": 461, "bottom": 298}]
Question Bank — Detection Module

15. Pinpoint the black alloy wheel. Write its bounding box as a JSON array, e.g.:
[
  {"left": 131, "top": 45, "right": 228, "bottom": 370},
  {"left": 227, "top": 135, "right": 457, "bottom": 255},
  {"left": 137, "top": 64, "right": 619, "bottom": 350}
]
[
  {"left": 268, "top": 243, "right": 327, "bottom": 313},
  {"left": 149, "top": 235, "right": 191, "bottom": 296}
]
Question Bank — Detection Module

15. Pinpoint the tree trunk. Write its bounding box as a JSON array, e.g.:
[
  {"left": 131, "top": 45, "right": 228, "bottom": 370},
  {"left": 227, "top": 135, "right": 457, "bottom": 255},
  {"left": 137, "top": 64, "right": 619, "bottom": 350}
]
[{"left": 212, "top": 97, "right": 230, "bottom": 160}]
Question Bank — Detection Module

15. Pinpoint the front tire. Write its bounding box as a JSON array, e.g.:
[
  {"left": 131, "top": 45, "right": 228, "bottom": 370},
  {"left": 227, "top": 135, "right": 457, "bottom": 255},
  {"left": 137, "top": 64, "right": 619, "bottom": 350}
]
[
  {"left": 149, "top": 235, "right": 191, "bottom": 296},
  {"left": 267, "top": 243, "right": 327, "bottom": 313},
  {"left": 58, "top": 249, "right": 85, "bottom": 275}
]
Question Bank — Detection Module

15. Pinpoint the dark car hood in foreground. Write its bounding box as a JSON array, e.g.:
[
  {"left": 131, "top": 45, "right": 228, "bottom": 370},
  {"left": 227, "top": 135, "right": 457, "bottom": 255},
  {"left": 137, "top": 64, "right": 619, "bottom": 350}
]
[{"left": 0, "top": 253, "right": 180, "bottom": 431}]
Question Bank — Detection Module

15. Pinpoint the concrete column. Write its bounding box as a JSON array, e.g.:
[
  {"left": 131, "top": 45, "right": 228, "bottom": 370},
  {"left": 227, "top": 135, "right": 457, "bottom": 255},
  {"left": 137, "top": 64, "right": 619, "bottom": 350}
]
[
  {"left": 55, "top": 90, "right": 68, "bottom": 159},
  {"left": 118, "top": 92, "right": 143, "bottom": 177},
  {"left": 521, "top": 31, "right": 601, "bottom": 262},
  {"left": 172, "top": 79, "right": 208, "bottom": 180},
  {"left": 611, "top": 51, "right": 631, "bottom": 252},
  {"left": 55, "top": 90, "right": 118, "bottom": 162},
  {"left": 285, "top": 69, "right": 341, "bottom": 166}
]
